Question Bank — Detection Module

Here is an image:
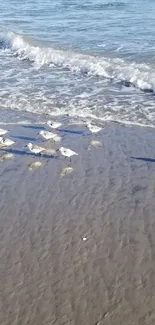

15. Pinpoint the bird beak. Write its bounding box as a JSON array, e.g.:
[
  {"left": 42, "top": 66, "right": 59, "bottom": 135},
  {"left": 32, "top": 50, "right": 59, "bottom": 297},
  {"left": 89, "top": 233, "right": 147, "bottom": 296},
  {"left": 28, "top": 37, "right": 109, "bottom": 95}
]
[{"left": 56, "top": 149, "right": 59, "bottom": 152}]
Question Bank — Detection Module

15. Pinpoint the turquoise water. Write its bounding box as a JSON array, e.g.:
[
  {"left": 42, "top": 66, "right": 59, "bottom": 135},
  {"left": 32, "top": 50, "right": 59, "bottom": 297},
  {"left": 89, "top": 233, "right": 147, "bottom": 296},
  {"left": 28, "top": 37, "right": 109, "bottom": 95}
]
[{"left": 0, "top": 0, "right": 155, "bottom": 126}]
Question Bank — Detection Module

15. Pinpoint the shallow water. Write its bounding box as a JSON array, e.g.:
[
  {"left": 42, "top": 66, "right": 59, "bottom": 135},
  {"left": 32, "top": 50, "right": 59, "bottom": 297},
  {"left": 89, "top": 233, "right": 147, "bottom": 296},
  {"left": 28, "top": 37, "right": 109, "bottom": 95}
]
[{"left": 0, "top": 1, "right": 155, "bottom": 126}]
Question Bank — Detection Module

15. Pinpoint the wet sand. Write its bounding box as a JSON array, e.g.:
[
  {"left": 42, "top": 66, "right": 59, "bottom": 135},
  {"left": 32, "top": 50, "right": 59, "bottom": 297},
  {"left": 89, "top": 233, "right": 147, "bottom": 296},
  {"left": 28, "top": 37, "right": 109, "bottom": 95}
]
[{"left": 1, "top": 119, "right": 155, "bottom": 324}]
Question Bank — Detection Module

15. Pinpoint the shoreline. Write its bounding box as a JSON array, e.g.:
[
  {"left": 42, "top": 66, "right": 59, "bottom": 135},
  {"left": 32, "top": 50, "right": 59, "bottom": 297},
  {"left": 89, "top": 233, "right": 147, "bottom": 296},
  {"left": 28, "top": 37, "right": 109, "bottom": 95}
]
[{"left": 0, "top": 112, "right": 155, "bottom": 324}]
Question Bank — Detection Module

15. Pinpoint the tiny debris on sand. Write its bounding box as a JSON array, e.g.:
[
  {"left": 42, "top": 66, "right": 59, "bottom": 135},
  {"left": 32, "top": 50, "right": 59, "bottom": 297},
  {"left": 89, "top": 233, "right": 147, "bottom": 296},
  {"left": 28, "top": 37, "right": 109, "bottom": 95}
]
[
  {"left": 60, "top": 166, "right": 74, "bottom": 178},
  {"left": 28, "top": 160, "right": 45, "bottom": 171},
  {"left": 0, "top": 152, "right": 14, "bottom": 161},
  {"left": 88, "top": 140, "right": 102, "bottom": 148}
]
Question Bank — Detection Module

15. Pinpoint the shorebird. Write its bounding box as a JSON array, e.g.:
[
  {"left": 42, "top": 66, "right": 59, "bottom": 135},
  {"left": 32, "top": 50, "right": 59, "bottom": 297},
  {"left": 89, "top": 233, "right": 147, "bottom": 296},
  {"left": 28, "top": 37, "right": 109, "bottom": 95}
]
[
  {"left": 86, "top": 122, "right": 102, "bottom": 133},
  {"left": 58, "top": 147, "right": 78, "bottom": 161},
  {"left": 39, "top": 130, "right": 61, "bottom": 143},
  {"left": 47, "top": 120, "right": 62, "bottom": 129},
  {"left": 26, "top": 143, "right": 46, "bottom": 155},
  {"left": 0, "top": 128, "right": 8, "bottom": 136},
  {"left": 0, "top": 137, "right": 15, "bottom": 147}
]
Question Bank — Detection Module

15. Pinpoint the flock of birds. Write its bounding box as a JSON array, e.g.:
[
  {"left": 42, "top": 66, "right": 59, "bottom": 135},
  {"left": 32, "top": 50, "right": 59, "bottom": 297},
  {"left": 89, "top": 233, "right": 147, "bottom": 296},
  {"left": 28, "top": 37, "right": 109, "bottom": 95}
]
[{"left": 0, "top": 120, "right": 102, "bottom": 171}]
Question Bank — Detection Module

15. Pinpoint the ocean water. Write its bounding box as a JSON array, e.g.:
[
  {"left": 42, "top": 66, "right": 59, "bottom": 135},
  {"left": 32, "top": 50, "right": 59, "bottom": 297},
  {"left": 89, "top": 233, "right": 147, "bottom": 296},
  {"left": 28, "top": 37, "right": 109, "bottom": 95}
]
[{"left": 0, "top": 0, "right": 155, "bottom": 126}]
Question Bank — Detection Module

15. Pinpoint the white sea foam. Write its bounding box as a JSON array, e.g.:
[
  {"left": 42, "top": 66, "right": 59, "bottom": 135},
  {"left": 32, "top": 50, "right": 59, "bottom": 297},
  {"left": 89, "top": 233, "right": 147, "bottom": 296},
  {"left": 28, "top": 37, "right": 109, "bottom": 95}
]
[
  {"left": 1, "top": 30, "right": 155, "bottom": 93},
  {"left": 1, "top": 29, "right": 155, "bottom": 128}
]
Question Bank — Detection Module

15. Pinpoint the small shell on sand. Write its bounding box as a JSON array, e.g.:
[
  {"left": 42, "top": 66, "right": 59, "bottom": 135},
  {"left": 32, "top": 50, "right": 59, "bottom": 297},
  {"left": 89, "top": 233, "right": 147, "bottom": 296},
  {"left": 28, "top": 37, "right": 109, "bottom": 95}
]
[
  {"left": 28, "top": 161, "right": 44, "bottom": 171},
  {"left": 0, "top": 152, "right": 14, "bottom": 161},
  {"left": 88, "top": 140, "right": 102, "bottom": 148},
  {"left": 60, "top": 166, "right": 74, "bottom": 178}
]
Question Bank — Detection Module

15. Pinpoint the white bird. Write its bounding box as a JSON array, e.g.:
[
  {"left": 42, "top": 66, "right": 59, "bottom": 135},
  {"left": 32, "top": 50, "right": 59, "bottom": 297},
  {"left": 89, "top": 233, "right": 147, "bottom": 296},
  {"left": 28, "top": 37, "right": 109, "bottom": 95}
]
[
  {"left": 86, "top": 122, "right": 102, "bottom": 133},
  {"left": 26, "top": 143, "right": 46, "bottom": 155},
  {"left": 40, "top": 130, "right": 61, "bottom": 143},
  {"left": 0, "top": 137, "right": 15, "bottom": 147},
  {"left": 0, "top": 128, "right": 8, "bottom": 136},
  {"left": 47, "top": 120, "right": 62, "bottom": 129},
  {"left": 58, "top": 146, "right": 78, "bottom": 161}
]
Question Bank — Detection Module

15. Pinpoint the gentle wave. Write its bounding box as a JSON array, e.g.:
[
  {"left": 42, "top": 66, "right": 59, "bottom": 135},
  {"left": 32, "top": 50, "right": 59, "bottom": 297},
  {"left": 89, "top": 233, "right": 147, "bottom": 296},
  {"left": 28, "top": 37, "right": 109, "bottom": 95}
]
[
  {"left": 74, "top": 1, "right": 126, "bottom": 10},
  {"left": 1, "top": 30, "right": 155, "bottom": 92},
  {"left": 0, "top": 32, "right": 155, "bottom": 91}
]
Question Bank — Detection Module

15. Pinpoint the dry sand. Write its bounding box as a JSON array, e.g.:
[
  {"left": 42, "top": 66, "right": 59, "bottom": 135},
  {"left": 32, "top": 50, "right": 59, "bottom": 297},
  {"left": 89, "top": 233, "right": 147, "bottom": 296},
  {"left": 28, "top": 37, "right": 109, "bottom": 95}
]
[{"left": 0, "top": 120, "right": 155, "bottom": 324}]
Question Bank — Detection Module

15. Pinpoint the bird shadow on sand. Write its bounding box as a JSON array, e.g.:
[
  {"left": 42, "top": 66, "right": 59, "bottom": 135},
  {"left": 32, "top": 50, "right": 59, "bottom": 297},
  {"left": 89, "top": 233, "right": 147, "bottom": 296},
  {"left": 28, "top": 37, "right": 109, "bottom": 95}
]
[
  {"left": 11, "top": 135, "right": 38, "bottom": 142},
  {"left": 0, "top": 148, "right": 59, "bottom": 159},
  {"left": 131, "top": 156, "right": 155, "bottom": 163},
  {"left": 22, "top": 125, "right": 46, "bottom": 130},
  {"left": 59, "top": 128, "right": 85, "bottom": 135}
]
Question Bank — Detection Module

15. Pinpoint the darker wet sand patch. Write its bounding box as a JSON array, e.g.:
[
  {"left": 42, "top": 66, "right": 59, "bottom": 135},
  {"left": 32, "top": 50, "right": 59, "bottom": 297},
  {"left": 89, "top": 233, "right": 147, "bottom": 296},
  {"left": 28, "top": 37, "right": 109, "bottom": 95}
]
[{"left": 0, "top": 119, "right": 155, "bottom": 324}]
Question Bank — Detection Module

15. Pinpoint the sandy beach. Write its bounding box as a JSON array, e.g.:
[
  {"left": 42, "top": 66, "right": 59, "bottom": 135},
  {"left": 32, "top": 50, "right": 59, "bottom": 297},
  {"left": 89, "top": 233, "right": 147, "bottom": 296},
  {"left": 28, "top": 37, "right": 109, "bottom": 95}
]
[{"left": 0, "top": 116, "right": 155, "bottom": 325}]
